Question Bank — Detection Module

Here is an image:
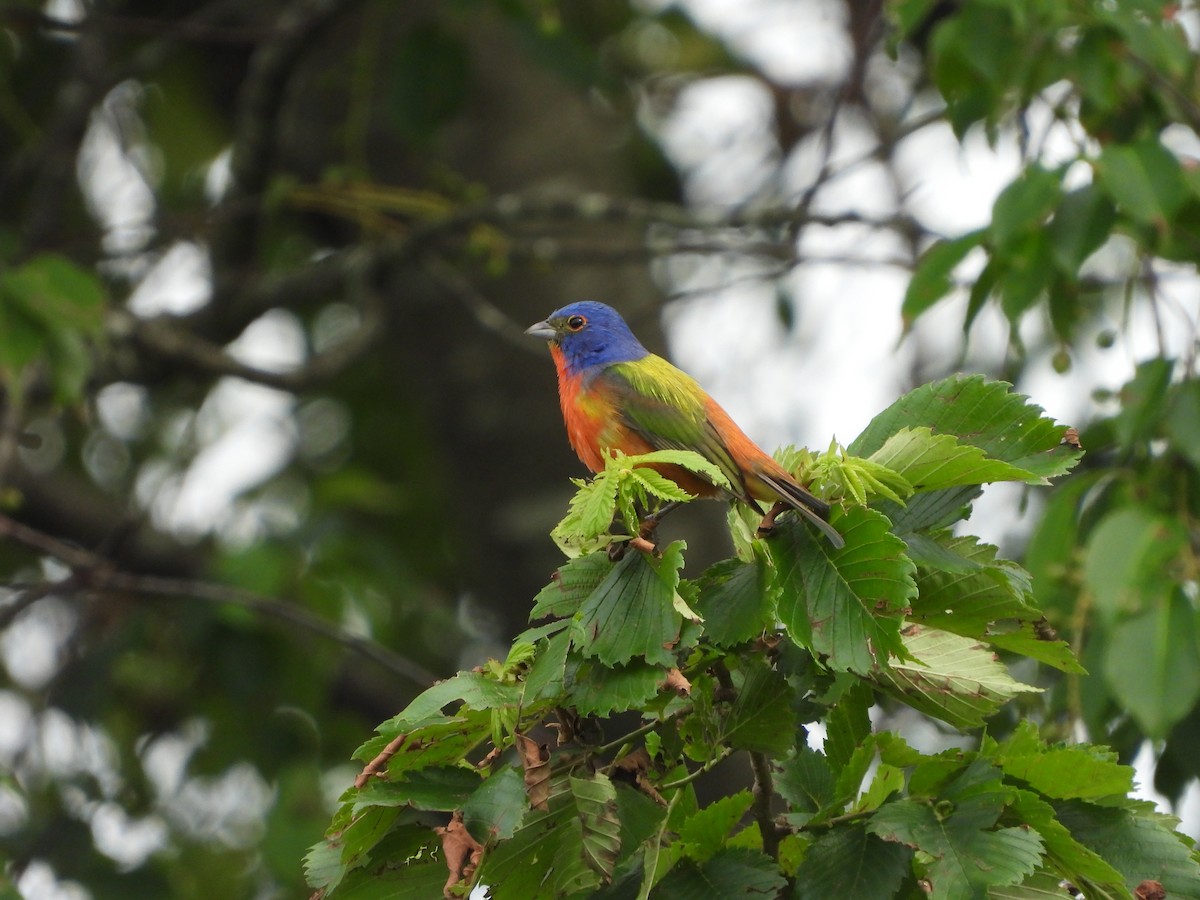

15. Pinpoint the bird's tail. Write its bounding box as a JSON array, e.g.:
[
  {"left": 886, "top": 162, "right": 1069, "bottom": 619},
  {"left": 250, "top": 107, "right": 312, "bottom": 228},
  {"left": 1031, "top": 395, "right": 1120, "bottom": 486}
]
[{"left": 758, "top": 472, "right": 846, "bottom": 549}]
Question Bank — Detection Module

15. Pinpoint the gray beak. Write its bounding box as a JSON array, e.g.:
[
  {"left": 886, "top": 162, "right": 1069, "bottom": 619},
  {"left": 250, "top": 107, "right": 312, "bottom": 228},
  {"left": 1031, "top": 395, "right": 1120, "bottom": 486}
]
[{"left": 525, "top": 320, "right": 557, "bottom": 341}]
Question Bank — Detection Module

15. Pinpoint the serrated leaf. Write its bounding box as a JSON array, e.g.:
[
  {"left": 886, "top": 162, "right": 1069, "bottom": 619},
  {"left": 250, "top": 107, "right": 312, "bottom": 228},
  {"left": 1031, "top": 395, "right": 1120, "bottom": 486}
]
[
  {"left": 793, "top": 824, "right": 912, "bottom": 900},
  {"left": 392, "top": 671, "right": 523, "bottom": 725},
  {"left": 574, "top": 543, "right": 684, "bottom": 667},
  {"left": 652, "top": 848, "right": 786, "bottom": 900},
  {"left": 722, "top": 659, "right": 795, "bottom": 755},
  {"left": 775, "top": 746, "right": 837, "bottom": 815},
  {"left": 552, "top": 471, "right": 621, "bottom": 555},
  {"left": 910, "top": 534, "right": 1036, "bottom": 636},
  {"left": 868, "top": 795, "right": 1044, "bottom": 900},
  {"left": 984, "top": 622, "right": 1084, "bottom": 674},
  {"left": 351, "top": 766, "right": 480, "bottom": 814},
  {"left": 1004, "top": 789, "right": 1126, "bottom": 893},
  {"left": 849, "top": 374, "right": 1081, "bottom": 479},
  {"left": 870, "top": 427, "right": 1045, "bottom": 490},
  {"left": 679, "top": 791, "right": 754, "bottom": 862},
  {"left": 565, "top": 656, "right": 665, "bottom": 717},
  {"left": 1055, "top": 799, "right": 1200, "bottom": 897},
  {"left": 995, "top": 724, "right": 1132, "bottom": 801},
  {"left": 628, "top": 466, "right": 694, "bottom": 502},
  {"left": 626, "top": 449, "right": 732, "bottom": 490},
  {"left": 874, "top": 626, "right": 1041, "bottom": 729},
  {"left": 693, "top": 557, "right": 775, "bottom": 647},
  {"left": 531, "top": 553, "right": 614, "bottom": 620},
  {"left": 523, "top": 629, "right": 571, "bottom": 703},
  {"left": 987, "top": 871, "right": 1093, "bottom": 898},
  {"left": 569, "top": 773, "right": 621, "bottom": 889},
  {"left": 462, "top": 766, "right": 528, "bottom": 843},
  {"left": 354, "top": 714, "right": 490, "bottom": 776},
  {"left": 769, "top": 509, "right": 915, "bottom": 674},
  {"left": 880, "top": 484, "right": 983, "bottom": 534},
  {"left": 824, "top": 680, "right": 873, "bottom": 774}
]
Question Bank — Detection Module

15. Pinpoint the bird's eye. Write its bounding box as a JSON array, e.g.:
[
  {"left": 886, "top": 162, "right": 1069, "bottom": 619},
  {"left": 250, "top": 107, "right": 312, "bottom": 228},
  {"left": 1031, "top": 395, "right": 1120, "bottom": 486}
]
[{"left": 566, "top": 315, "right": 586, "bottom": 332}]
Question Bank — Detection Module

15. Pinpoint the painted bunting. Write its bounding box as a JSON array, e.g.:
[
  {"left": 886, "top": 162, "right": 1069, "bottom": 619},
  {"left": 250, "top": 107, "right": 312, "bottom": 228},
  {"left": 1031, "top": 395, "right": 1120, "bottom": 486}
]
[{"left": 526, "top": 301, "right": 844, "bottom": 547}]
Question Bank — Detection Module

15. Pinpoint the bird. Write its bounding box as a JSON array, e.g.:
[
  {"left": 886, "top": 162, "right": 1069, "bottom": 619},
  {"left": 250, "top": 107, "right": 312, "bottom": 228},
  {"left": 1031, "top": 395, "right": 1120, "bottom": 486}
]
[{"left": 525, "top": 301, "right": 844, "bottom": 548}]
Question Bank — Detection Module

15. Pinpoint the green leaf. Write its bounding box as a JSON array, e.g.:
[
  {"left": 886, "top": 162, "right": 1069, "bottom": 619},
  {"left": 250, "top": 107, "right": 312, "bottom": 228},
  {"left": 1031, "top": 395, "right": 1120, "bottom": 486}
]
[
  {"left": 0, "top": 253, "right": 106, "bottom": 334},
  {"left": 903, "top": 230, "right": 985, "bottom": 326},
  {"left": 774, "top": 746, "right": 837, "bottom": 815},
  {"left": 531, "top": 553, "right": 614, "bottom": 620},
  {"left": 1104, "top": 592, "right": 1200, "bottom": 739},
  {"left": 1113, "top": 358, "right": 1174, "bottom": 451},
  {"left": 393, "top": 671, "right": 523, "bottom": 724},
  {"left": 991, "top": 165, "right": 1062, "bottom": 249},
  {"left": 987, "top": 871, "right": 1097, "bottom": 899},
  {"left": 569, "top": 773, "right": 622, "bottom": 890},
  {"left": 652, "top": 848, "right": 786, "bottom": 900},
  {"left": 1005, "top": 789, "right": 1126, "bottom": 893},
  {"left": 868, "top": 793, "right": 1044, "bottom": 900},
  {"left": 793, "top": 824, "right": 912, "bottom": 900},
  {"left": 881, "top": 485, "right": 983, "bottom": 534},
  {"left": 351, "top": 766, "right": 480, "bottom": 813},
  {"left": 565, "top": 656, "right": 666, "bottom": 717},
  {"left": 552, "top": 470, "right": 620, "bottom": 554},
  {"left": 1166, "top": 379, "right": 1200, "bottom": 470},
  {"left": 770, "top": 508, "right": 915, "bottom": 674},
  {"left": 909, "top": 534, "right": 1035, "bottom": 636},
  {"left": 994, "top": 724, "right": 1132, "bottom": 801},
  {"left": 824, "top": 680, "right": 874, "bottom": 774},
  {"left": 462, "top": 766, "right": 527, "bottom": 843},
  {"left": 574, "top": 542, "right": 684, "bottom": 667},
  {"left": 874, "top": 626, "right": 1041, "bottom": 729},
  {"left": 870, "top": 427, "right": 1045, "bottom": 490},
  {"left": 1096, "top": 138, "right": 1189, "bottom": 226},
  {"left": 1055, "top": 799, "right": 1200, "bottom": 897},
  {"left": 849, "top": 374, "right": 1081, "bottom": 479},
  {"left": 354, "top": 714, "right": 490, "bottom": 776},
  {"left": 679, "top": 791, "right": 754, "bottom": 862},
  {"left": 522, "top": 629, "right": 571, "bottom": 703},
  {"left": 1048, "top": 184, "right": 1117, "bottom": 274},
  {"left": 1083, "top": 506, "right": 1185, "bottom": 623},
  {"left": 693, "top": 557, "right": 775, "bottom": 647},
  {"left": 722, "top": 659, "right": 795, "bottom": 755}
]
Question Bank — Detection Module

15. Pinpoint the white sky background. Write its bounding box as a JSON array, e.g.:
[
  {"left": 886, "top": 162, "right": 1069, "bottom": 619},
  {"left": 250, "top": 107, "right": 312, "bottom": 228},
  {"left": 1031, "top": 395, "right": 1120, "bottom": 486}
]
[{"left": 9, "top": 0, "right": 1200, "bottom": 895}]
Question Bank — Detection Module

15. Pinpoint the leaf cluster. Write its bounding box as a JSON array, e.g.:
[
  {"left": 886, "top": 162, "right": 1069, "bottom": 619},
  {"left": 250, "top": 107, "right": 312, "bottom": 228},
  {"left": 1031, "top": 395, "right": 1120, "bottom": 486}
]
[{"left": 297, "top": 376, "right": 1196, "bottom": 900}]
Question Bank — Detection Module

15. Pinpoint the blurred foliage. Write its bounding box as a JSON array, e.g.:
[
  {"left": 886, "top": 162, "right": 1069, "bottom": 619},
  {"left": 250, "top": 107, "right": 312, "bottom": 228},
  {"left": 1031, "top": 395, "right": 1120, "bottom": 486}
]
[{"left": 0, "top": 0, "right": 1197, "bottom": 897}]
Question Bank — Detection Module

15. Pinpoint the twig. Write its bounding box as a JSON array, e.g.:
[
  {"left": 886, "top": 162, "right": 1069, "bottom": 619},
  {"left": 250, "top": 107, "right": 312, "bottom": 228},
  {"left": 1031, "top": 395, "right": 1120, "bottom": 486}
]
[
  {"left": 354, "top": 732, "right": 408, "bottom": 787},
  {"left": 0, "top": 512, "right": 437, "bottom": 686},
  {"left": 749, "top": 750, "right": 780, "bottom": 860}
]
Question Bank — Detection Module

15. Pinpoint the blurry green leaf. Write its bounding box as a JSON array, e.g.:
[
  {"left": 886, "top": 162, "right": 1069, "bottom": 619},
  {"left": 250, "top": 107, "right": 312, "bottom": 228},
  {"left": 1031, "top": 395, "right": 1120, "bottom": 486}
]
[
  {"left": 1103, "top": 592, "right": 1200, "bottom": 739},
  {"left": 1054, "top": 799, "right": 1200, "bottom": 896},
  {"left": 391, "top": 22, "right": 470, "bottom": 138},
  {"left": 1166, "top": 379, "right": 1200, "bottom": 469},
  {"left": 999, "top": 230, "right": 1055, "bottom": 321},
  {"left": 875, "top": 626, "right": 1041, "bottom": 729},
  {"left": 1, "top": 253, "right": 106, "bottom": 333},
  {"left": 1083, "top": 506, "right": 1184, "bottom": 621},
  {"left": 793, "top": 824, "right": 911, "bottom": 900},
  {"left": 769, "top": 509, "right": 915, "bottom": 674},
  {"left": 1113, "top": 357, "right": 1174, "bottom": 451},
  {"left": 463, "top": 766, "right": 527, "bottom": 843},
  {"left": 574, "top": 541, "right": 684, "bottom": 667},
  {"left": 1048, "top": 184, "right": 1117, "bottom": 273},
  {"left": 991, "top": 166, "right": 1062, "bottom": 249},
  {"left": 1097, "top": 137, "right": 1189, "bottom": 225},
  {"left": 902, "top": 230, "right": 985, "bottom": 326},
  {"left": 652, "top": 848, "right": 786, "bottom": 900},
  {"left": 849, "top": 374, "right": 1082, "bottom": 479},
  {"left": 824, "top": 681, "right": 873, "bottom": 774},
  {"left": 679, "top": 791, "right": 753, "bottom": 862}
]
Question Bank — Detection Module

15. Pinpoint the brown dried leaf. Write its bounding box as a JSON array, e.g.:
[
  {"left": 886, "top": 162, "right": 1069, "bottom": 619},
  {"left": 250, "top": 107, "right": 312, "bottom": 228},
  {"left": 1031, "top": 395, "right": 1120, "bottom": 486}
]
[
  {"left": 435, "top": 810, "right": 483, "bottom": 899},
  {"left": 660, "top": 667, "right": 691, "bottom": 697},
  {"left": 612, "top": 747, "right": 666, "bottom": 805},
  {"left": 515, "top": 732, "right": 551, "bottom": 811},
  {"left": 1134, "top": 881, "right": 1165, "bottom": 900},
  {"left": 1061, "top": 426, "right": 1082, "bottom": 449}
]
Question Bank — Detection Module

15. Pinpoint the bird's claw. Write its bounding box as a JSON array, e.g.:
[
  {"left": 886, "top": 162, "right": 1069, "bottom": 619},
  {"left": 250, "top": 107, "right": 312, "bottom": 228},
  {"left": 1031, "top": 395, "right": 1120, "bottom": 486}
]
[{"left": 755, "top": 501, "right": 789, "bottom": 538}]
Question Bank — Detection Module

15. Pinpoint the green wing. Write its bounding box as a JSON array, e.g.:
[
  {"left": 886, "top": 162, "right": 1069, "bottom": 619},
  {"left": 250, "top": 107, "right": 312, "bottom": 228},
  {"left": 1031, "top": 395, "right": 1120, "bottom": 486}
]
[{"left": 602, "top": 356, "right": 755, "bottom": 505}]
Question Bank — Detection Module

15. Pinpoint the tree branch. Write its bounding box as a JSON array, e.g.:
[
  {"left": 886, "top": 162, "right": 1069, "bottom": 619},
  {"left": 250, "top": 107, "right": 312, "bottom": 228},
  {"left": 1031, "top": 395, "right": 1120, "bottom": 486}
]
[
  {"left": 749, "top": 750, "right": 781, "bottom": 860},
  {"left": 0, "top": 512, "right": 437, "bottom": 686}
]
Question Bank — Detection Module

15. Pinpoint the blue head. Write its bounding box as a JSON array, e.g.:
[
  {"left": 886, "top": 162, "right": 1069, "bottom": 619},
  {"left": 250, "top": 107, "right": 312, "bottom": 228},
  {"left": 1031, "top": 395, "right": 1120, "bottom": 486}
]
[{"left": 526, "top": 301, "right": 649, "bottom": 374}]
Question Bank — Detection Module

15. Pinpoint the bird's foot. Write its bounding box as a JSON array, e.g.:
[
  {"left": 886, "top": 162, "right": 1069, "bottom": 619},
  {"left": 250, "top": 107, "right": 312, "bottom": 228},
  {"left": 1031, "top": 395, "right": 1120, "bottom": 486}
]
[{"left": 755, "top": 501, "right": 790, "bottom": 539}]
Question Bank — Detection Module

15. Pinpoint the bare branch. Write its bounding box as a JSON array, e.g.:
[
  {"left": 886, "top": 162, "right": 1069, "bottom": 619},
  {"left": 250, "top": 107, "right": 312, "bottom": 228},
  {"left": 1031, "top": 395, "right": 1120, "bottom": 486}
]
[{"left": 0, "top": 512, "right": 437, "bottom": 686}]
